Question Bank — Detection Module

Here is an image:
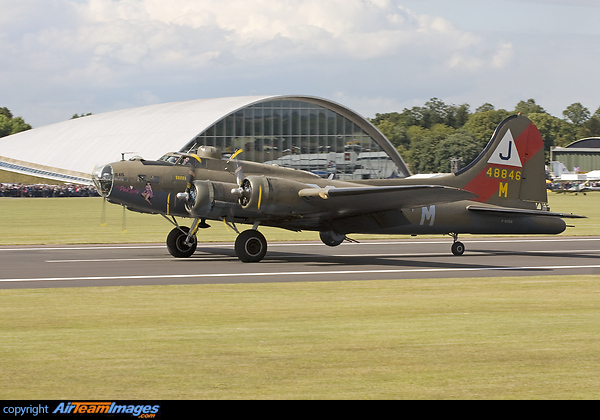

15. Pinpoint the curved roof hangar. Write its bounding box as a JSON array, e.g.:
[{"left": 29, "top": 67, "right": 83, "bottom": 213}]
[
  {"left": 0, "top": 95, "right": 409, "bottom": 184},
  {"left": 565, "top": 137, "right": 600, "bottom": 149}
]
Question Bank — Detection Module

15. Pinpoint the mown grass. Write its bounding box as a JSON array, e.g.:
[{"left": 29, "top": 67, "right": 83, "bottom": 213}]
[
  {"left": 0, "top": 197, "right": 317, "bottom": 244},
  {"left": 0, "top": 192, "right": 597, "bottom": 245},
  {"left": 1, "top": 276, "right": 599, "bottom": 399},
  {"left": 0, "top": 194, "right": 598, "bottom": 400}
]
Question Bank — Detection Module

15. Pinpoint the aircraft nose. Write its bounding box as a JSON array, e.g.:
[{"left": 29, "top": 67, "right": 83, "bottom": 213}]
[{"left": 92, "top": 164, "right": 114, "bottom": 197}]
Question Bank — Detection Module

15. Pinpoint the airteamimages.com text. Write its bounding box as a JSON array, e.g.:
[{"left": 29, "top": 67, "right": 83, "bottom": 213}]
[{"left": 3, "top": 402, "right": 161, "bottom": 418}]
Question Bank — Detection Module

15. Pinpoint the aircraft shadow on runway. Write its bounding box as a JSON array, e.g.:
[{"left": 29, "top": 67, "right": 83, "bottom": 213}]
[
  {"left": 469, "top": 249, "right": 600, "bottom": 261},
  {"left": 185, "top": 244, "right": 598, "bottom": 273}
]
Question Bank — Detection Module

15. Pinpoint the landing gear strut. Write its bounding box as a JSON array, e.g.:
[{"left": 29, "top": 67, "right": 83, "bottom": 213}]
[
  {"left": 166, "top": 226, "right": 197, "bottom": 258},
  {"left": 162, "top": 215, "right": 269, "bottom": 262},
  {"left": 163, "top": 216, "right": 206, "bottom": 258},
  {"left": 451, "top": 233, "right": 465, "bottom": 256}
]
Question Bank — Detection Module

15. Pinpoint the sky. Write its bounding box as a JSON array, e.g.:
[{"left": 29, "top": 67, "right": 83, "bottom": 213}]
[{"left": 2, "top": 0, "right": 600, "bottom": 128}]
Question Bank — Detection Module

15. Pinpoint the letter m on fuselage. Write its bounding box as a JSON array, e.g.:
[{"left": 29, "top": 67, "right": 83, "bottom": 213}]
[{"left": 420, "top": 205, "right": 435, "bottom": 226}]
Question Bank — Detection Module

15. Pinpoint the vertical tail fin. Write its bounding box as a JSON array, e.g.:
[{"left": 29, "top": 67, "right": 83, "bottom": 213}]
[{"left": 456, "top": 115, "right": 547, "bottom": 208}]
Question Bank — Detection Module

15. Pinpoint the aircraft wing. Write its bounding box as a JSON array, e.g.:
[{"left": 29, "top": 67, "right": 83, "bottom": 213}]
[
  {"left": 299, "top": 185, "right": 477, "bottom": 214},
  {"left": 467, "top": 205, "right": 587, "bottom": 219}
]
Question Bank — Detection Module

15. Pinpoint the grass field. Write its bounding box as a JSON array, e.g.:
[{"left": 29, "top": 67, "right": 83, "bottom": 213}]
[
  {"left": 1, "top": 276, "right": 599, "bottom": 399},
  {"left": 0, "top": 193, "right": 598, "bottom": 399},
  {"left": 0, "top": 192, "right": 598, "bottom": 245}
]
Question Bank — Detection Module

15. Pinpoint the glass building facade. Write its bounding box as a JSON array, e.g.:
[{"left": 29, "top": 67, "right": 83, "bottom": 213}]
[{"left": 181, "top": 99, "right": 408, "bottom": 180}]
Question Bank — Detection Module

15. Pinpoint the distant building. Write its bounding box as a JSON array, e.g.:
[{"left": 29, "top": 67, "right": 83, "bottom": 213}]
[
  {"left": 551, "top": 137, "right": 600, "bottom": 174},
  {"left": 0, "top": 96, "right": 410, "bottom": 184}
]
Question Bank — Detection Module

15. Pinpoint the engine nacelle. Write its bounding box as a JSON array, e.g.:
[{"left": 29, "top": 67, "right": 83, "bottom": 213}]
[
  {"left": 186, "top": 180, "right": 238, "bottom": 217},
  {"left": 238, "top": 175, "right": 312, "bottom": 215}
]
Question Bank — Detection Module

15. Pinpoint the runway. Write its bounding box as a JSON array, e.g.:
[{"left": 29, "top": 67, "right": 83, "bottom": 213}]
[{"left": 1, "top": 236, "right": 599, "bottom": 289}]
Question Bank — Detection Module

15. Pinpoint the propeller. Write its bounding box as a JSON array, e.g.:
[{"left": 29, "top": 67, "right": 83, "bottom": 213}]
[
  {"left": 93, "top": 162, "right": 111, "bottom": 227},
  {"left": 173, "top": 153, "right": 212, "bottom": 229},
  {"left": 97, "top": 196, "right": 127, "bottom": 233},
  {"left": 238, "top": 179, "right": 252, "bottom": 207},
  {"left": 228, "top": 149, "right": 251, "bottom": 206},
  {"left": 228, "top": 149, "right": 244, "bottom": 184},
  {"left": 121, "top": 204, "right": 127, "bottom": 234},
  {"left": 176, "top": 154, "right": 202, "bottom": 205},
  {"left": 100, "top": 196, "right": 107, "bottom": 227}
]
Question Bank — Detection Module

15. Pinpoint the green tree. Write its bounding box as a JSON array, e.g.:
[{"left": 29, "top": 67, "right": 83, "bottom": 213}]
[
  {"left": 475, "top": 103, "right": 495, "bottom": 113},
  {"left": 9, "top": 117, "right": 32, "bottom": 135},
  {"left": 577, "top": 116, "right": 600, "bottom": 139},
  {"left": 409, "top": 98, "right": 470, "bottom": 129},
  {"left": 369, "top": 112, "right": 403, "bottom": 126},
  {"left": 0, "top": 107, "right": 14, "bottom": 119},
  {"left": 578, "top": 106, "right": 600, "bottom": 138},
  {"left": 0, "top": 108, "right": 32, "bottom": 137},
  {"left": 71, "top": 113, "right": 93, "bottom": 119},
  {"left": 0, "top": 115, "right": 11, "bottom": 137},
  {"left": 376, "top": 120, "right": 409, "bottom": 149},
  {"left": 452, "top": 103, "right": 471, "bottom": 128},
  {"left": 463, "top": 109, "right": 511, "bottom": 144},
  {"left": 527, "top": 112, "right": 574, "bottom": 152},
  {"left": 409, "top": 124, "right": 456, "bottom": 173},
  {"left": 513, "top": 99, "right": 546, "bottom": 116},
  {"left": 562, "top": 102, "right": 590, "bottom": 126},
  {"left": 434, "top": 131, "right": 484, "bottom": 173}
]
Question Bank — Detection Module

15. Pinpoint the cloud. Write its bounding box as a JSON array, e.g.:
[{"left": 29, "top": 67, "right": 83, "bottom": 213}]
[
  {"left": 4, "top": 0, "right": 511, "bottom": 75},
  {"left": 0, "top": 0, "right": 522, "bottom": 126},
  {"left": 514, "top": 0, "right": 599, "bottom": 5}
]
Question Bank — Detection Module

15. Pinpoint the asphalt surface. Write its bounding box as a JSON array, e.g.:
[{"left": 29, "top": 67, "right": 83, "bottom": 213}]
[{"left": 1, "top": 236, "right": 599, "bottom": 289}]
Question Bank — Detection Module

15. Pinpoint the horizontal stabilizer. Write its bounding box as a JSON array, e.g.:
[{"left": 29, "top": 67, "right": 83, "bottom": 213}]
[
  {"left": 467, "top": 205, "right": 586, "bottom": 219},
  {"left": 300, "top": 185, "right": 477, "bottom": 214}
]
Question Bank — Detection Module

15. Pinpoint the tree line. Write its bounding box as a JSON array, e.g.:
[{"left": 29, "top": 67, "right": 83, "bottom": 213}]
[
  {"left": 0, "top": 109, "right": 93, "bottom": 139},
  {"left": 369, "top": 98, "right": 600, "bottom": 173},
  {"left": 0, "top": 107, "right": 32, "bottom": 138},
  {"left": 2, "top": 99, "right": 599, "bottom": 174}
]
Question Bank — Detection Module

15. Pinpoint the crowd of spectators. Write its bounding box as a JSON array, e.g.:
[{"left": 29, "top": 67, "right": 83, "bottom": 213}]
[{"left": 0, "top": 183, "right": 99, "bottom": 197}]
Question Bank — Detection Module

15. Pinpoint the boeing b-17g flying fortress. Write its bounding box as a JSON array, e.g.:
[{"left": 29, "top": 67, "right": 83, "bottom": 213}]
[{"left": 93, "top": 115, "right": 585, "bottom": 263}]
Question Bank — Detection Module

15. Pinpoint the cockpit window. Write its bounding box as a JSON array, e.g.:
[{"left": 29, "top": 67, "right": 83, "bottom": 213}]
[
  {"left": 175, "top": 157, "right": 191, "bottom": 166},
  {"left": 159, "top": 153, "right": 206, "bottom": 168},
  {"left": 174, "top": 155, "right": 207, "bottom": 168},
  {"left": 158, "top": 154, "right": 179, "bottom": 164}
]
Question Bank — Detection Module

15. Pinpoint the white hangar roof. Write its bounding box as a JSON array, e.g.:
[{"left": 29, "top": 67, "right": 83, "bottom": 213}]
[
  {"left": 0, "top": 95, "right": 408, "bottom": 184},
  {"left": 0, "top": 96, "right": 274, "bottom": 183}
]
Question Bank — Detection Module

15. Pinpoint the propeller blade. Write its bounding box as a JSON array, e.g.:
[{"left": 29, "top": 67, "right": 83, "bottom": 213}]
[
  {"left": 229, "top": 148, "right": 243, "bottom": 161},
  {"left": 100, "top": 197, "right": 107, "bottom": 227},
  {"left": 235, "top": 165, "right": 244, "bottom": 187},
  {"left": 227, "top": 149, "right": 248, "bottom": 205},
  {"left": 228, "top": 149, "right": 245, "bottom": 186},
  {"left": 121, "top": 205, "right": 127, "bottom": 234}
]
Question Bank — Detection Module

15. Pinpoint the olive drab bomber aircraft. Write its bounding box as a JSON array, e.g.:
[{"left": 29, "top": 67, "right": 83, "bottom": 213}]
[{"left": 92, "top": 115, "right": 585, "bottom": 262}]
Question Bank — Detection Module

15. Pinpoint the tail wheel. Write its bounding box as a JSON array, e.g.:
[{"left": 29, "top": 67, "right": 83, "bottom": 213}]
[
  {"left": 235, "top": 230, "right": 267, "bottom": 263},
  {"left": 319, "top": 230, "right": 345, "bottom": 247},
  {"left": 166, "top": 226, "right": 197, "bottom": 258},
  {"left": 451, "top": 241, "right": 465, "bottom": 256}
]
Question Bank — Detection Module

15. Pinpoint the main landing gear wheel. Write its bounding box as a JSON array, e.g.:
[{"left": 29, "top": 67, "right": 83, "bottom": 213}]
[
  {"left": 451, "top": 241, "right": 465, "bottom": 256},
  {"left": 235, "top": 230, "right": 267, "bottom": 263},
  {"left": 166, "top": 226, "right": 197, "bottom": 258}
]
